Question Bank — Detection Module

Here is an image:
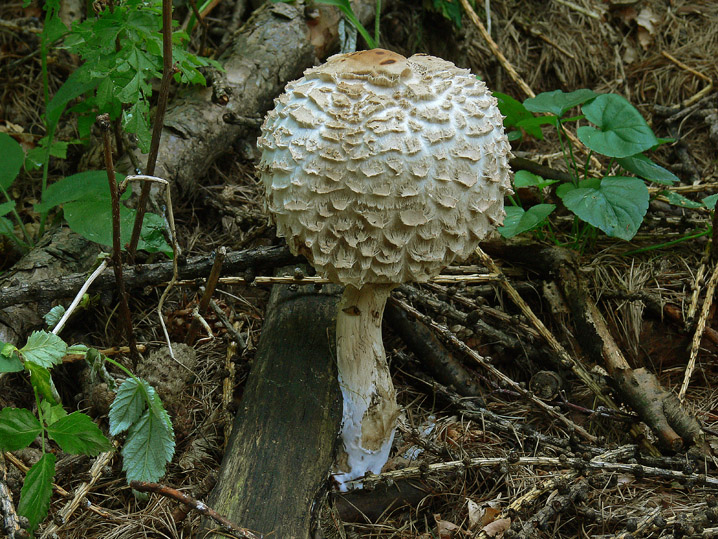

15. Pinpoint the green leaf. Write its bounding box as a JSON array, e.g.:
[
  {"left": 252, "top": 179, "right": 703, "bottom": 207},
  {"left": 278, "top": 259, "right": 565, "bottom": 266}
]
[
  {"left": 524, "top": 89, "right": 598, "bottom": 117},
  {"left": 44, "top": 305, "right": 66, "bottom": 330},
  {"left": 21, "top": 331, "right": 67, "bottom": 368},
  {"left": 560, "top": 177, "right": 649, "bottom": 240},
  {"left": 109, "top": 377, "right": 152, "bottom": 436},
  {"left": 661, "top": 190, "right": 703, "bottom": 209},
  {"left": 44, "top": 14, "right": 68, "bottom": 43},
  {"left": 703, "top": 194, "right": 718, "bottom": 210},
  {"left": 0, "top": 343, "right": 23, "bottom": 373},
  {"left": 26, "top": 362, "right": 60, "bottom": 405},
  {"left": 616, "top": 153, "right": 679, "bottom": 185},
  {"left": 577, "top": 94, "right": 659, "bottom": 158},
  {"left": 95, "top": 77, "right": 114, "bottom": 110},
  {"left": 63, "top": 200, "right": 172, "bottom": 255},
  {"left": 121, "top": 394, "right": 175, "bottom": 483},
  {"left": 18, "top": 453, "right": 56, "bottom": 533},
  {"left": 0, "top": 133, "right": 24, "bottom": 190},
  {"left": 35, "top": 171, "right": 127, "bottom": 213},
  {"left": 494, "top": 92, "right": 543, "bottom": 140},
  {"left": 40, "top": 400, "right": 67, "bottom": 426},
  {"left": 0, "top": 408, "right": 43, "bottom": 451},
  {"left": 47, "top": 412, "right": 113, "bottom": 455},
  {"left": 122, "top": 101, "right": 151, "bottom": 153},
  {"left": 0, "top": 200, "right": 15, "bottom": 217},
  {"left": 513, "top": 170, "right": 559, "bottom": 190},
  {"left": 46, "top": 66, "right": 99, "bottom": 133},
  {"left": 499, "top": 204, "right": 556, "bottom": 238}
]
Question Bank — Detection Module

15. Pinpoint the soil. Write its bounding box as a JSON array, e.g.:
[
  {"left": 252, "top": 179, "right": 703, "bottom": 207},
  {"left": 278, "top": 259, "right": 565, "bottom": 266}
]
[{"left": 1, "top": 0, "right": 718, "bottom": 538}]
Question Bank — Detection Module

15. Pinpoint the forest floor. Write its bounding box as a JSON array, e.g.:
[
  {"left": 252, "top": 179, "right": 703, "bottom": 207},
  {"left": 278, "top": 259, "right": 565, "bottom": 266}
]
[{"left": 1, "top": 0, "right": 718, "bottom": 538}]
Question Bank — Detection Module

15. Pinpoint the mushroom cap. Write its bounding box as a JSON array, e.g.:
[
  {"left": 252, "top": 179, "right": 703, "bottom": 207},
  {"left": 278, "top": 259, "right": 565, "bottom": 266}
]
[{"left": 258, "top": 49, "right": 512, "bottom": 287}]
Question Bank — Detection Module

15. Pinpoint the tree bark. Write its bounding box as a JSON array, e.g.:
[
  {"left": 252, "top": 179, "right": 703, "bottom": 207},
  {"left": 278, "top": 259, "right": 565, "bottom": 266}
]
[{"left": 199, "top": 273, "right": 343, "bottom": 539}]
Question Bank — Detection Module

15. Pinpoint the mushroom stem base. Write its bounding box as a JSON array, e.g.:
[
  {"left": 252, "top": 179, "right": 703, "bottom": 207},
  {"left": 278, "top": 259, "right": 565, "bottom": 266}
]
[{"left": 334, "top": 283, "right": 400, "bottom": 490}]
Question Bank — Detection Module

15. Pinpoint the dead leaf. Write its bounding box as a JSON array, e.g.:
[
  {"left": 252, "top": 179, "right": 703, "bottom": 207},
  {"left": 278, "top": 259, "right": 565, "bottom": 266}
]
[
  {"left": 482, "top": 517, "right": 511, "bottom": 537},
  {"left": 636, "top": 7, "right": 660, "bottom": 49},
  {"left": 467, "top": 498, "right": 482, "bottom": 529},
  {"left": 434, "top": 514, "right": 462, "bottom": 538}
]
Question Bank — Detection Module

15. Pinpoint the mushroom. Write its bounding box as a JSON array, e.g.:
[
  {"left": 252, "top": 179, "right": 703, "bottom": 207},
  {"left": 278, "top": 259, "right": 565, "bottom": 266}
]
[{"left": 257, "top": 49, "right": 512, "bottom": 489}]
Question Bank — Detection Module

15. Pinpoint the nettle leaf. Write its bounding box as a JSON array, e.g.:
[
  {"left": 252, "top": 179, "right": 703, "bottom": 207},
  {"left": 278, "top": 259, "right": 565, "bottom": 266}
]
[
  {"left": 26, "top": 362, "right": 60, "bottom": 405},
  {"left": 122, "top": 100, "right": 151, "bottom": 152},
  {"left": 109, "top": 377, "right": 153, "bottom": 436},
  {"left": 661, "top": 190, "right": 703, "bottom": 209},
  {"left": 560, "top": 177, "right": 649, "bottom": 240},
  {"left": 524, "top": 89, "right": 598, "bottom": 117},
  {"left": 0, "top": 133, "right": 24, "bottom": 190},
  {"left": 121, "top": 396, "right": 175, "bottom": 483},
  {"left": 577, "top": 94, "right": 658, "bottom": 158},
  {"left": 0, "top": 342, "right": 23, "bottom": 373},
  {"left": 0, "top": 408, "right": 43, "bottom": 451},
  {"left": 616, "top": 153, "right": 679, "bottom": 185},
  {"left": 21, "top": 331, "right": 67, "bottom": 368},
  {"left": 18, "top": 453, "right": 56, "bottom": 533},
  {"left": 499, "top": 204, "right": 556, "bottom": 238},
  {"left": 47, "top": 412, "right": 113, "bottom": 455}
]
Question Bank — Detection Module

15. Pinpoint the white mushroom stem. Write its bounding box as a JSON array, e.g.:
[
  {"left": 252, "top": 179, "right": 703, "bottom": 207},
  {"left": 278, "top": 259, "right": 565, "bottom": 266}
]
[{"left": 334, "top": 283, "right": 400, "bottom": 491}]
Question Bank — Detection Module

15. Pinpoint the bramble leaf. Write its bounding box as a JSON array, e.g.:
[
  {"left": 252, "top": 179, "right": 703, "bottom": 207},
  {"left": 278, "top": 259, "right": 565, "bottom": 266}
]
[
  {"left": 560, "top": 177, "right": 649, "bottom": 240},
  {"left": 21, "top": 331, "right": 67, "bottom": 368},
  {"left": 121, "top": 392, "right": 175, "bottom": 483},
  {"left": 0, "top": 342, "right": 23, "bottom": 373},
  {"left": 47, "top": 412, "right": 113, "bottom": 455},
  {"left": 26, "top": 362, "right": 60, "bottom": 405},
  {"left": 109, "top": 377, "right": 152, "bottom": 436},
  {"left": 18, "top": 453, "right": 56, "bottom": 533},
  {"left": 0, "top": 408, "right": 43, "bottom": 451},
  {"left": 40, "top": 400, "right": 67, "bottom": 426},
  {"left": 577, "top": 94, "right": 658, "bottom": 158}
]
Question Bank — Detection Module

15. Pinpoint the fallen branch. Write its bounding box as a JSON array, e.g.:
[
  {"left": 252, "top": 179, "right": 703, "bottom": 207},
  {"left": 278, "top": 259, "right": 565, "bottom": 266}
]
[{"left": 129, "top": 481, "right": 261, "bottom": 539}]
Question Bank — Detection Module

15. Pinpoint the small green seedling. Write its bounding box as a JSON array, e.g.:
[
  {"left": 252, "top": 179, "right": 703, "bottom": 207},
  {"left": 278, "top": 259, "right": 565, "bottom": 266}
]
[
  {"left": 0, "top": 331, "right": 175, "bottom": 535},
  {"left": 495, "top": 89, "right": 705, "bottom": 243}
]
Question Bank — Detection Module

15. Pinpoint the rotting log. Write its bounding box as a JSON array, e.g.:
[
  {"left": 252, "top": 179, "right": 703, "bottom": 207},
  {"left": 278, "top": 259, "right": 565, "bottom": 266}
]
[{"left": 198, "top": 272, "right": 343, "bottom": 539}]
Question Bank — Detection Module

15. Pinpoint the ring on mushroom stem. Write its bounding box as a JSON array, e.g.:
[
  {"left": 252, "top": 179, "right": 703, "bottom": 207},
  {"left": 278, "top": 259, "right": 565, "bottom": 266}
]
[{"left": 258, "top": 48, "right": 512, "bottom": 490}]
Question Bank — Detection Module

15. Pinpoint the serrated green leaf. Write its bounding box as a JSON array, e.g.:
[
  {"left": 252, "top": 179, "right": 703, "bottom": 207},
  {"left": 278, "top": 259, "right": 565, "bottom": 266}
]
[
  {"left": 46, "top": 66, "right": 99, "bottom": 133},
  {"left": 577, "top": 94, "right": 658, "bottom": 158},
  {"left": 121, "top": 401, "right": 175, "bottom": 483},
  {"left": 44, "top": 14, "right": 68, "bottom": 43},
  {"left": 0, "top": 133, "right": 24, "bottom": 190},
  {"left": 47, "top": 412, "right": 112, "bottom": 455},
  {"left": 499, "top": 204, "right": 556, "bottom": 238},
  {"left": 40, "top": 400, "right": 67, "bottom": 426},
  {"left": 661, "top": 190, "right": 703, "bottom": 209},
  {"left": 561, "top": 177, "right": 649, "bottom": 240},
  {"left": 21, "top": 331, "right": 67, "bottom": 368},
  {"left": 109, "top": 377, "right": 152, "bottom": 435},
  {"left": 95, "top": 77, "right": 114, "bottom": 110},
  {"left": 26, "top": 362, "right": 60, "bottom": 405},
  {"left": 44, "top": 305, "right": 66, "bottom": 330},
  {"left": 0, "top": 408, "right": 42, "bottom": 451},
  {"left": 616, "top": 153, "right": 679, "bottom": 185},
  {"left": 524, "top": 89, "right": 598, "bottom": 117},
  {"left": 18, "top": 453, "right": 56, "bottom": 533},
  {"left": 122, "top": 101, "right": 151, "bottom": 152},
  {"left": 0, "top": 343, "right": 23, "bottom": 373},
  {"left": 703, "top": 194, "right": 718, "bottom": 210}
]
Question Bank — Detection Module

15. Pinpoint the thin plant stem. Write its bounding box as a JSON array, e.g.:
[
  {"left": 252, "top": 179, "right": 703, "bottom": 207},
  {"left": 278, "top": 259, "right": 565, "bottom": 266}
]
[
  {"left": 0, "top": 185, "right": 31, "bottom": 249},
  {"left": 99, "top": 114, "right": 139, "bottom": 364},
  {"left": 127, "top": 0, "right": 173, "bottom": 260},
  {"left": 37, "top": 5, "right": 55, "bottom": 239},
  {"left": 374, "top": 0, "right": 381, "bottom": 46}
]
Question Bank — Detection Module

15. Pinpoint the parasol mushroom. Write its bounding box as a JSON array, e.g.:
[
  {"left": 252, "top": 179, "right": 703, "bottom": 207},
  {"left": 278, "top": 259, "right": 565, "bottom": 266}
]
[{"left": 257, "top": 49, "right": 512, "bottom": 489}]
